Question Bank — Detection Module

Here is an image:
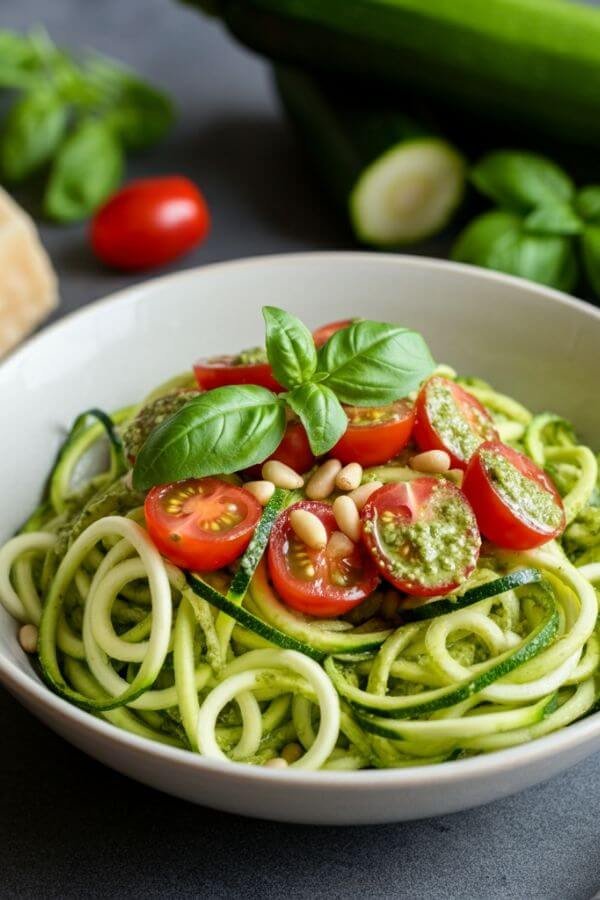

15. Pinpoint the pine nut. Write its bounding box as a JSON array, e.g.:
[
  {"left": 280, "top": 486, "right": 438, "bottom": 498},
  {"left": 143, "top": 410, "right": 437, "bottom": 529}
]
[
  {"left": 335, "top": 462, "right": 363, "bottom": 491},
  {"left": 348, "top": 480, "right": 383, "bottom": 511},
  {"left": 410, "top": 449, "right": 451, "bottom": 474},
  {"left": 289, "top": 508, "right": 328, "bottom": 550},
  {"left": 333, "top": 495, "right": 362, "bottom": 542},
  {"left": 446, "top": 469, "right": 464, "bottom": 487},
  {"left": 262, "top": 460, "right": 304, "bottom": 489},
  {"left": 327, "top": 530, "right": 355, "bottom": 559},
  {"left": 19, "top": 623, "right": 38, "bottom": 654},
  {"left": 281, "top": 742, "right": 303, "bottom": 764},
  {"left": 244, "top": 480, "right": 276, "bottom": 506},
  {"left": 305, "top": 458, "right": 342, "bottom": 499},
  {"left": 264, "top": 757, "right": 288, "bottom": 769}
]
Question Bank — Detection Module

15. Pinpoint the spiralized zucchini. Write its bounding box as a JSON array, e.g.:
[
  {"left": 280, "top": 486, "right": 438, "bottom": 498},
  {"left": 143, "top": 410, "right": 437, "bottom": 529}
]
[{"left": 1, "top": 372, "right": 600, "bottom": 771}]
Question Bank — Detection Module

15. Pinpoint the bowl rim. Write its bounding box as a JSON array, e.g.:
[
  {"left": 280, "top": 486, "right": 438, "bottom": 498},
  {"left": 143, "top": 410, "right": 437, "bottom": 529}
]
[{"left": 2, "top": 250, "right": 600, "bottom": 788}]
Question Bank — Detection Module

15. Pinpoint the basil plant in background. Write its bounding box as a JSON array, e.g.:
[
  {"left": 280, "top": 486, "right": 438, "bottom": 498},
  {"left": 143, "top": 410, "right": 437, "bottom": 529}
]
[
  {"left": 133, "top": 307, "right": 435, "bottom": 490},
  {"left": 452, "top": 150, "right": 600, "bottom": 298},
  {"left": 0, "top": 29, "right": 173, "bottom": 222}
]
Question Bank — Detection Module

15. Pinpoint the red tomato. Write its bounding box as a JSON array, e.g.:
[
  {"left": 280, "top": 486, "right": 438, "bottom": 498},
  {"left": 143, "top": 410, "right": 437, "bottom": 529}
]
[
  {"left": 313, "top": 319, "right": 354, "bottom": 348},
  {"left": 193, "top": 355, "right": 281, "bottom": 392},
  {"left": 361, "top": 478, "right": 481, "bottom": 597},
  {"left": 144, "top": 477, "right": 261, "bottom": 571},
  {"left": 266, "top": 420, "right": 315, "bottom": 473},
  {"left": 90, "top": 176, "right": 210, "bottom": 271},
  {"left": 332, "top": 400, "right": 415, "bottom": 466},
  {"left": 268, "top": 501, "right": 379, "bottom": 617},
  {"left": 414, "top": 375, "right": 498, "bottom": 469},
  {"left": 462, "top": 441, "right": 565, "bottom": 550}
]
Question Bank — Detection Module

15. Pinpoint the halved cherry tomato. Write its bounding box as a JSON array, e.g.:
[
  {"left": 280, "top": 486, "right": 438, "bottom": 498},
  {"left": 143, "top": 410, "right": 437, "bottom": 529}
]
[
  {"left": 193, "top": 355, "right": 281, "bottom": 392},
  {"left": 313, "top": 319, "right": 354, "bottom": 348},
  {"left": 332, "top": 400, "right": 415, "bottom": 466},
  {"left": 462, "top": 441, "right": 565, "bottom": 550},
  {"left": 361, "top": 478, "right": 481, "bottom": 597},
  {"left": 144, "top": 477, "right": 261, "bottom": 571},
  {"left": 91, "top": 176, "right": 210, "bottom": 271},
  {"left": 268, "top": 501, "right": 379, "bottom": 617},
  {"left": 414, "top": 375, "right": 498, "bottom": 469}
]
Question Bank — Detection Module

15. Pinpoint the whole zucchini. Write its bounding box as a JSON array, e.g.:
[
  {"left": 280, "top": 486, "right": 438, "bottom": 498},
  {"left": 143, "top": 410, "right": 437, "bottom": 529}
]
[
  {"left": 275, "top": 66, "right": 465, "bottom": 247},
  {"left": 209, "top": 0, "right": 600, "bottom": 149}
]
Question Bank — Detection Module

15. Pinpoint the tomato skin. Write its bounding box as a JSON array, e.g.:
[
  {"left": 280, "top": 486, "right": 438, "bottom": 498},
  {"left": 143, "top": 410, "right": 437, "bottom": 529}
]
[
  {"left": 462, "top": 441, "right": 565, "bottom": 550},
  {"left": 144, "top": 477, "right": 261, "bottom": 571},
  {"left": 414, "top": 375, "right": 499, "bottom": 469},
  {"left": 267, "top": 420, "right": 315, "bottom": 472},
  {"left": 91, "top": 176, "right": 210, "bottom": 271},
  {"left": 193, "top": 356, "right": 282, "bottom": 392},
  {"left": 313, "top": 319, "right": 354, "bottom": 348},
  {"left": 332, "top": 400, "right": 415, "bottom": 466},
  {"left": 268, "top": 501, "right": 379, "bottom": 617},
  {"left": 361, "top": 479, "right": 480, "bottom": 597}
]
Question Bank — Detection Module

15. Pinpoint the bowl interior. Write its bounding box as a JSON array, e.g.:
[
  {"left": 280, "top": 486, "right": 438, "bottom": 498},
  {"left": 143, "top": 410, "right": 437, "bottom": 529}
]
[{"left": 1, "top": 252, "right": 599, "bottom": 751}]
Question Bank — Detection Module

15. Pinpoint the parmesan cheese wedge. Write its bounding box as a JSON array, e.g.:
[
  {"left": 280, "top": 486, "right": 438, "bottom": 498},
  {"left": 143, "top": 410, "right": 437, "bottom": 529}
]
[{"left": 0, "top": 186, "right": 58, "bottom": 358}]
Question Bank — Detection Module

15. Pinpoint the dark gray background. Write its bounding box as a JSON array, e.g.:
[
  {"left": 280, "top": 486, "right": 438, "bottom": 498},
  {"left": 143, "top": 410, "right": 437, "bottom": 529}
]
[{"left": 1, "top": 2, "right": 599, "bottom": 898}]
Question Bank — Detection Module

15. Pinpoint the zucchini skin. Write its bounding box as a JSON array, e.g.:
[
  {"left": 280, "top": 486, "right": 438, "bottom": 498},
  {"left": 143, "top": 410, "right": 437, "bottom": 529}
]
[
  {"left": 217, "top": 0, "right": 600, "bottom": 147},
  {"left": 275, "top": 65, "right": 429, "bottom": 210}
]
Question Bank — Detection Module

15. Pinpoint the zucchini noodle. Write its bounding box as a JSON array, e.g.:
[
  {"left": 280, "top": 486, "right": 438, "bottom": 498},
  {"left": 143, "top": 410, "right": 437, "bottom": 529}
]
[{"left": 1, "top": 368, "right": 599, "bottom": 771}]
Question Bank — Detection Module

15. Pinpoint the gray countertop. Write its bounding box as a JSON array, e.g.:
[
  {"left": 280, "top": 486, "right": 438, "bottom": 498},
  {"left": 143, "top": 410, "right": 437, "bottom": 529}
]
[{"left": 1, "top": 2, "right": 599, "bottom": 897}]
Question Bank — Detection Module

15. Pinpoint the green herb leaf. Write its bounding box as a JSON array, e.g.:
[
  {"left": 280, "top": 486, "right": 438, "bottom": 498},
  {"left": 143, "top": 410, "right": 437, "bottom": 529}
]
[
  {"left": 471, "top": 152, "right": 574, "bottom": 213},
  {"left": 576, "top": 186, "right": 600, "bottom": 224},
  {"left": 263, "top": 306, "right": 317, "bottom": 389},
  {"left": 0, "top": 30, "right": 44, "bottom": 88},
  {"left": 44, "top": 118, "right": 123, "bottom": 222},
  {"left": 581, "top": 225, "right": 600, "bottom": 296},
  {"left": 317, "top": 319, "right": 435, "bottom": 406},
  {"left": 287, "top": 383, "right": 347, "bottom": 456},
  {"left": 132, "top": 385, "right": 286, "bottom": 490},
  {"left": 452, "top": 210, "right": 578, "bottom": 293},
  {"left": 523, "top": 202, "right": 582, "bottom": 236},
  {"left": 0, "top": 88, "right": 68, "bottom": 182}
]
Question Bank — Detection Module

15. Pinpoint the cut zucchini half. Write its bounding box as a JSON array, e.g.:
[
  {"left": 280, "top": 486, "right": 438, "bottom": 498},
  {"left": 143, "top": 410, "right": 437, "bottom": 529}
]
[{"left": 350, "top": 138, "right": 465, "bottom": 247}]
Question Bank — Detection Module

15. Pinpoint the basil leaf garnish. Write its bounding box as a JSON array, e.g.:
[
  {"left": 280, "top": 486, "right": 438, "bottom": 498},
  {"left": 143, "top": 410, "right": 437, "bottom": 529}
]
[
  {"left": 576, "top": 186, "right": 600, "bottom": 224},
  {"left": 582, "top": 225, "right": 600, "bottom": 296},
  {"left": 317, "top": 319, "right": 435, "bottom": 407},
  {"left": 287, "top": 383, "right": 347, "bottom": 456},
  {"left": 523, "top": 203, "right": 582, "bottom": 237},
  {"left": 452, "top": 209, "right": 578, "bottom": 293},
  {"left": 471, "top": 152, "right": 574, "bottom": 213},
  {"left": 132, "top": 385, "right": 285, "bottom": 490},
  {"left": 263, "top": 306, "right": 317, "bottom": 389},
  {"left": 0, "top": 87, "right": 68, "bottom": 182}
]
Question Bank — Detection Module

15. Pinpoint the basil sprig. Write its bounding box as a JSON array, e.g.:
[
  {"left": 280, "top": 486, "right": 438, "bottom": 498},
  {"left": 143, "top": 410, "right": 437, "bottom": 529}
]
[
  {"left": 0, "top": 29, "right": 173, "bottom": 221},
  {"left": 133, "top": 308, "right": 435, "bottom": 490},
  {"left": 453, "top": 150, "right": 600, "bottom": 298}
]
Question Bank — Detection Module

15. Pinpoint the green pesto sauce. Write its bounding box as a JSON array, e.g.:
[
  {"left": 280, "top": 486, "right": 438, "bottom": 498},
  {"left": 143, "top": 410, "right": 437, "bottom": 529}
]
[
  {"left": 233, "top": 346, "right": 268, "bottom": 365},
  {"left": 364, "top": 486, "right": 478, "bottom": 591},
  {"left": 122, "top": 389, "right": 200, "bottom": 461},
  {"left": 481, "top": 449, "right": 563, "bottom": 531},
  {"left": 426, "top": 379, "right": 494, "bottom": 462}
]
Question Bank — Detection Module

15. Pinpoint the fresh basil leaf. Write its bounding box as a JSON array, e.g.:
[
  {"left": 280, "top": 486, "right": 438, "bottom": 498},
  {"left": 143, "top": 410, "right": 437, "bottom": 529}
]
[
  {"left": 132, "top": 385, "right": 285, "bottom": 490},
  {"left": 452, "top": 209, "right": 578, "bottom": 293},
  {"left": 44, "top": 118, "right": 123, "bottom": 222},
  {"left": 263, "top": 306, "right": 317, "bottom": 389},
  {"left": 0, "top": 88, "right": 68, "bottom": 182},
  {"left": 287, "top": 383, "right": 347, "bottom": 456},
  {"left": 0, "top": 30, "right": 44, "bottom": 88},
  {"left": 576, "top": 186, "right": 600, "bottom": 224},
  {"left": 523, "top": 202, "right": 582, "bottom": 236},
  {"left": 471, "top": 152, "right": 574, "bottom": 213},
  {"left": 104, "top": 78, "right": 173, "bottom": 151},
  {"left": 317, "top": 320, "right": 435, "bottom": 407},
  {"left": 581, "top": 225, "right": 600, "bottom": 297}
]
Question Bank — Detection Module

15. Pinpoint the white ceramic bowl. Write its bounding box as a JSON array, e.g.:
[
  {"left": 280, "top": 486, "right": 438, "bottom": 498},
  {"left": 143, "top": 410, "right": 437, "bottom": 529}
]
[{"left": 1, "top": 253, "right": 599, "bottom": 825}]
